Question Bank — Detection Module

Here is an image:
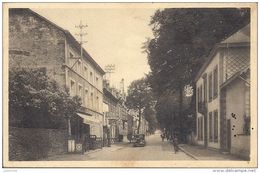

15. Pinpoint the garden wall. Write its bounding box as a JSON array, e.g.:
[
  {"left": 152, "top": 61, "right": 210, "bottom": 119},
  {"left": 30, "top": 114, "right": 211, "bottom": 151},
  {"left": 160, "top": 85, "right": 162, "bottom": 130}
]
[{"left": 9, "top": 127, "right": 67, "bottom": 160}]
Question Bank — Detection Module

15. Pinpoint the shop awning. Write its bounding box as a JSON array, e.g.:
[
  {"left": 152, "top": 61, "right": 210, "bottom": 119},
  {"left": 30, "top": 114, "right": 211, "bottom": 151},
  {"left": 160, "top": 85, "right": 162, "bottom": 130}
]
[{"left": 77, "top": 112, "right": 102, "bottom": 124}]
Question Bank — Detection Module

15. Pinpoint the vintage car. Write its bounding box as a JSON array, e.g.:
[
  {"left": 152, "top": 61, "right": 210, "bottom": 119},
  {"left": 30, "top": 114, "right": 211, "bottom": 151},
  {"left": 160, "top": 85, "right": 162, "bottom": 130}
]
[{"left": 133, "top": 134, "right": 146, "bottom": 147}]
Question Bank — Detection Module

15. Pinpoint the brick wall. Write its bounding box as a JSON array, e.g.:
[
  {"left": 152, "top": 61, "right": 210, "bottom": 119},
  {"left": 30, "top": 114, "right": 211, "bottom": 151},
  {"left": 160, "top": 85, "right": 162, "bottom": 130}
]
[
  {"left": 9, "top": 9, "right": 66, "bottom": 86},
  {"left": 9, "top": 127, "right": 67, "bottom": 161}
]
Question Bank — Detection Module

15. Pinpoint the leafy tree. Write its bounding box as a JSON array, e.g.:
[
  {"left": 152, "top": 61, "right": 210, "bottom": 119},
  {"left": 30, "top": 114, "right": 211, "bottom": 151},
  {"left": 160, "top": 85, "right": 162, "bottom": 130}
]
[
  {"left": 146, "top": 8, "right": 250, "bottom": 140},
  {"left": 126, "top": 77, "right": 155, "bottom": 134},
  {"left": 9, "top": 68, "right": 81, "bottom": 132},
  {"left": 143, "top": 106, "right": 158, "bottom": 134}
]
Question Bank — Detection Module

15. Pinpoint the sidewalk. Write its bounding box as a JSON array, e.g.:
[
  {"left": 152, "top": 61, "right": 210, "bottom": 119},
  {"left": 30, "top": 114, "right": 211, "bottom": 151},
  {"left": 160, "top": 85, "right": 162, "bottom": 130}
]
[
  {"left": 178, "top": 144, "right": 243, "bottom": 160},
  {"left": 43, "top": 141, "right": 131, "bottom": 161}
]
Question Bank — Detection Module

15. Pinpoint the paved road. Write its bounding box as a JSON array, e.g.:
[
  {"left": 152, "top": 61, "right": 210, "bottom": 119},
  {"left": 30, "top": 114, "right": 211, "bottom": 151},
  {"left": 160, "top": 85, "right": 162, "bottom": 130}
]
[{"left": 46, "top": 133, "right": 193, "bottom": 161}]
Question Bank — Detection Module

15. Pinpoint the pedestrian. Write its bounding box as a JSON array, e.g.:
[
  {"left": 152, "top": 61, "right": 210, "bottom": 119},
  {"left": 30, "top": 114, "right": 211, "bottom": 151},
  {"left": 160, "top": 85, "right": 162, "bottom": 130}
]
[
  {"left": 161, "top": 133, "right": 165, "bottom": 142},
  {"left": 166, "top": 133, "right": 169, "bottom": 141},
  {"left": 173, "top": 136, "right": 178, "bottom": 153}
]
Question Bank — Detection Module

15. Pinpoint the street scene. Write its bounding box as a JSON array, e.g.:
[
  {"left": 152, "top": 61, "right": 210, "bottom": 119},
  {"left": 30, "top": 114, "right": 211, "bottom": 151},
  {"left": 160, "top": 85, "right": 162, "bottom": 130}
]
[
  {"left": 5, "top": 3, "right": 256, "bottom": 167},
  {"left": 46, "top": 131, "right": 193, "bottom": 161}
]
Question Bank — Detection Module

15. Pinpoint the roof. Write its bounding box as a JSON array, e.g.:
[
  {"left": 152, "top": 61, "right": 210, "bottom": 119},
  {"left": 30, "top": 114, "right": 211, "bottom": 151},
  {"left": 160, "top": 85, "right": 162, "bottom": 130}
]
[
  {"left": 9, "top": 8, "right": 105, "bottom": 75},
  {"left": 194, "top": 23, "right": 250, "bottom": 82},
  {"left": 103, "top": 87, "right": 119, "bottom": 103},
  {"left": 221, "top": 24, "right": 250, "bottom": 44},
  {"left": 220, "top": 66, "right": 250, "bottom": 89}
]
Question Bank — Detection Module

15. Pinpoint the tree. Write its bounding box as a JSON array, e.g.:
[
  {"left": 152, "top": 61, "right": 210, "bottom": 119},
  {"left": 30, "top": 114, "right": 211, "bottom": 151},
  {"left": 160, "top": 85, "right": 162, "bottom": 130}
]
[
  {"left": 143, "top": 106, "right": 158, "bottom": 134},
  {"left": 9, "top": 68, "right": 81, "bottom": 131},
  {"left": 126, "top": 78, "right": 155, "bottom": 134},
  {"left": 146, "top": 8, "right": 250, "bottom": 140}
]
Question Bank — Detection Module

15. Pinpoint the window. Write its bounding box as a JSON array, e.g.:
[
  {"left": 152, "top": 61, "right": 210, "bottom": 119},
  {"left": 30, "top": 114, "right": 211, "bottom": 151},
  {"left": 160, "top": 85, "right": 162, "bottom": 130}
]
[
  {"left": 96, "top": 77, "right": 99, "bottom": 87},
  {"left": 197, "top": 87, "right": 200, "bottom": 109},
  {"left": 198, "top": 117, "right": 201, "bottom": 140},
  {"left": 90, "top": 71, "right": 93, "bottom": 83},
  {"left": 84, "top": 89, "right": 88, "bottom": 107},
  {"left": 200, "top": 85, "right": 203, "bottom": 103},
  {"left": 70, "top": 79, "right": 76, "bottom": 96},
  {"left": 78, "top": 84, "right": 83, "bottom": 100},
  {"left": 209, "top": 112, "right": 213, "bottom": 142},
  {"left": 213, "top": 66, "right": 218, "bottom": 98},
  {"left": 96, "top": 96, "right": 99, "bottom": 111},
  {"left": 197, "top": 85, "right": 203, "bottom": 104},
  {"left": 214, "top": 110, "right": 218, "bottom": 142},
  {"left": 198, "top": 117, "right": 203, "bottom": 141},
  {"left": 208, "top": 73, "right": 213, "bottom": 102},
  {"left": 77, "top": 60, "right": 82, "bottom": 74},
  {"left": 69, "top": 52, "right": 74, "bottom": 67},
  {"left": 84, "top": 65, "right": 88, "bottom": 79},
  {"left": 91, "top": 92, "right": 94, "bottom": 109},
  {"left": 200, "top": 117, "right": 203, "bottom": 140},
  {"left": 203, "top": 75, "right": 207, "bottom": 102}
]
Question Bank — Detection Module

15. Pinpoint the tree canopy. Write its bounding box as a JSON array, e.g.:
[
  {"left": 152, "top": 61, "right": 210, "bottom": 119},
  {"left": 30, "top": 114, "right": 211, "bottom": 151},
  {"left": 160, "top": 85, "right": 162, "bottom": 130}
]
[
  {"left": 145, "top": 8, "right": 250, "bottom": 139},
  {"left": 126, "top": 77, "right": 156, "bottom": 133},
  {"left": 9, "top": 68, "right": 81, "bottom": 129},
  {"left": 147, "top": 8, "right": 250, "bottom": 95}
]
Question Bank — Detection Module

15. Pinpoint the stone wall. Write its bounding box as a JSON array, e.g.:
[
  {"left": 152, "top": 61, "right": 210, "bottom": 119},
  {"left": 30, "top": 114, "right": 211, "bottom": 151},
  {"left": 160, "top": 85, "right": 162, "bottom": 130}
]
[
  {"left": 9, "top": 127, "right": 67, "bottom": 161},
  {"left": 9, "top": 8, "right": 66, "bottom": 86}
]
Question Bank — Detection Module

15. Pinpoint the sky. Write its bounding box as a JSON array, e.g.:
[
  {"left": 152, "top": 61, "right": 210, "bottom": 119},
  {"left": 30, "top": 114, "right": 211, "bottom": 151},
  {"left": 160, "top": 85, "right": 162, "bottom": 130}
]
[{"left": 33, "top": 7, "right": 157, "bottom": 91}]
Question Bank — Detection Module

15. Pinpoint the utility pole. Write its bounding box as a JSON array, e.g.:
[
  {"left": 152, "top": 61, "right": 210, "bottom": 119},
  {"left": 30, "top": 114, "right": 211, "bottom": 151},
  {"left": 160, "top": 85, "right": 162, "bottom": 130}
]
[
  {"left": 76, "top": 20, "right": 88, "bottom": 58},
  {"left": 68, "top": 21, "right": 88, "bottom": 152},
  {"left": 120, "top": 78, "right": 125, "bottom": 94},
  {"left": 70, "top": 20, "right": 88, "bottom": 69}
]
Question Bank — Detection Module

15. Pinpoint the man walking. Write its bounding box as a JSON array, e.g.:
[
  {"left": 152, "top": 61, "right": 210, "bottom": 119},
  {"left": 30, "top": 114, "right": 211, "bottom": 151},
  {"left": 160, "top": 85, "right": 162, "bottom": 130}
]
[{"left": 173, "top": 136, "right": 179, "bottom": 153}]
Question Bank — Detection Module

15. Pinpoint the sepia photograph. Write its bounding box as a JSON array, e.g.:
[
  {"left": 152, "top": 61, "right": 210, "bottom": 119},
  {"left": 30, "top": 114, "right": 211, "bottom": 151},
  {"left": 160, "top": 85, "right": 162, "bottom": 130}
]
[{"left": 2, "top": 2, "right": 257, "bottom": 168}]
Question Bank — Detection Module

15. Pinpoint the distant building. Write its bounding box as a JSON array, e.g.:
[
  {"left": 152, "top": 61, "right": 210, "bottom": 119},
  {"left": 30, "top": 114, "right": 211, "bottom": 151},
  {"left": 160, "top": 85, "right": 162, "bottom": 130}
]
[
  {"left": 9, "top": 8, "right": 105, "bottom": 152},
  {"left": 103, "top": 80, "right": 119, "bottom": 143},
  {"left": 103, "top": 80, "right": 129, "bottom": 143},
  {"left": 195, "top": 24, "right": 250, "bottom": 159},
  {"left": 127, "top": 110, "right": 148, "bottom": 135}
]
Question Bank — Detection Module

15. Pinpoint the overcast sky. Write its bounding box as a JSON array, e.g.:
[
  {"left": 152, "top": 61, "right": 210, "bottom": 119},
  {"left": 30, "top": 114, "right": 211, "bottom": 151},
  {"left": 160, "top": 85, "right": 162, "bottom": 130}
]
[{"left": 33, "top": 8, "right": 156, "bottom": 91}]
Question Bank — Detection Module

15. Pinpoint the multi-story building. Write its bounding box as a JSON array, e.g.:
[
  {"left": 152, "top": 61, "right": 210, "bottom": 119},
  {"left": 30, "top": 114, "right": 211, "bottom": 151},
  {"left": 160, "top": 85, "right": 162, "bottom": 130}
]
[
  {"left": 103, "top": 80, "right": 119, "bottom": 144},
  {"left": 195, "top": 24, "right": 250, "bottom": 159},
  {"left": 9, "top": 8, "right": 105, "bottom": 152},
  {"left": 103, "top": 80, "right": 129, "bottom": 142}
]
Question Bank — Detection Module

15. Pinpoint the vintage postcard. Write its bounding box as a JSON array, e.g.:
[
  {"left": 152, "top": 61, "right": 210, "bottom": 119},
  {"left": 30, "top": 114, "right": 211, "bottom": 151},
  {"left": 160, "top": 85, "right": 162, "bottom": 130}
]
[{"left": 2, "top": 2, "right": 257, "bottom": 168}]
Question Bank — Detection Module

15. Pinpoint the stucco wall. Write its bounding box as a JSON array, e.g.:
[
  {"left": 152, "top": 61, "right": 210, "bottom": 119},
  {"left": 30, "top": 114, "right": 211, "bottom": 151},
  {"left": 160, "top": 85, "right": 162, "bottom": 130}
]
[
  {"left": 196, "top": 52, "right": 221, "bottom": 149},
  {"left": 225, "top": 78, "right": 250, "bottom": 159}
]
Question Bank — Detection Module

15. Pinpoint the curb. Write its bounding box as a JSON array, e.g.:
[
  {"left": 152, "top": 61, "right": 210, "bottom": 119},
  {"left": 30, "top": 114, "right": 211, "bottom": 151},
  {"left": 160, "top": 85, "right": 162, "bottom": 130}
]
[
  {"left": 84, "top": 148, "right": 102, "bottom": 155},
  {"left": 178, "top": 146, "right": 199, "bottom": 160}
]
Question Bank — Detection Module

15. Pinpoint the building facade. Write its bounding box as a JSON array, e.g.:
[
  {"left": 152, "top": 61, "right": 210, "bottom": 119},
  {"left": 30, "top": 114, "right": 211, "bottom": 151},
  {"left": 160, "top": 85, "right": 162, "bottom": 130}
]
[
  {"left": 195, "top": 24, "right": 250, "bottom": 158},
  {"left": 9, "top": 8, "right": 105, "bottom": 152},
  {"left": 103, "top": 80, "right": 119, "bottom": 144},
  {"left": 103, "top": 80, "right": 129, "bottom": 142}
]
